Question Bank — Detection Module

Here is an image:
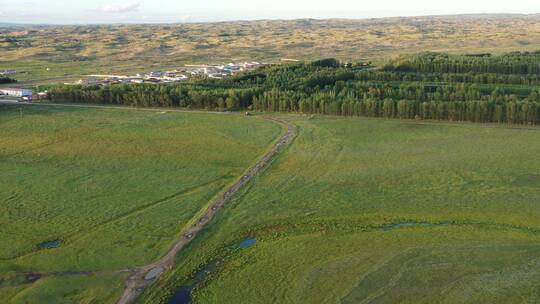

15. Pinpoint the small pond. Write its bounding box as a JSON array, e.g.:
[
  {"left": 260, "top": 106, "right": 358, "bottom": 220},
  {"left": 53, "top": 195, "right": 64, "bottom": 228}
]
[
  {"left": 239, "top": 238, "right": 257, "bottom": 248},
  {"left": 169, "top": 238, "right": 257, "bottom": 304},
  {"left": 169, "top": 263, "right": 216, "bottom": 304},
  {"left": 38, "top": 239, "right": 61, "bottom": 249}
]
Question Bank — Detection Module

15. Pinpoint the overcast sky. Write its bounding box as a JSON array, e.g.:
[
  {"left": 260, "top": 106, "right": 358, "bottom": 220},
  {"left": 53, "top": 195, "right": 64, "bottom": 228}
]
[{"left": 1, "top": 0, "right": 539, "bottom": 24}]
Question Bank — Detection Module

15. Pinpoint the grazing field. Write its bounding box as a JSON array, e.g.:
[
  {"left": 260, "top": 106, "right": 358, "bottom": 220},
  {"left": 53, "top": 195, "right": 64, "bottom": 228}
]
[
  {"left": 2, "top": 14, "right": 540, "bottom": 85},
  {"left": 0, "top": 104, "right": 281, "bottom": 303},
  {"left": 141, "top": 115, "right": 540, "bottom": 303}
]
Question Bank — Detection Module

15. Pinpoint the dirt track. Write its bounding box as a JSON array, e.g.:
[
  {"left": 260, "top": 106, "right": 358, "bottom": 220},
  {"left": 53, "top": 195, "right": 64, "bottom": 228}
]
[{"left": 116, "top": 117, "right": 297, "bottom": 304}]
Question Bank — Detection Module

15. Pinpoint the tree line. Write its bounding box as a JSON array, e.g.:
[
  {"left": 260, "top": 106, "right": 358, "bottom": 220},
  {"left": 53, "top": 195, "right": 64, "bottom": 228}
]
[
  {"left": 356, "top": 70, "right": 540, "bottom": 86},
  {"left": 48, "top": 84, "right": 257, "bottom": 110},
  {"left": 383, "top": 51, "right": 540, "bottom": 75},
  {"left": 47, "top": 51, "right": 540, "bottom": 125},
  {"left": 253, "top": 90, "right": 538, "bottom": 124},
  {"left": 0, "top": 77, "right": 17, "bottom": 84}
]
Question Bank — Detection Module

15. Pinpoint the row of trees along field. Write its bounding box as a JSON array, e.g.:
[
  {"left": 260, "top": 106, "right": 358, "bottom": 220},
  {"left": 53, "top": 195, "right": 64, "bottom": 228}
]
[
  {"left": 48, "top": 84, "right": 258, "bottom": 109},
  {"left": 47, "top": 52, "right": 540, "bottom": 124},
  {"left": 0, "top": 77, "right": 17, "bottom": 84},
  {"left": 356, "top": 70, "right": 540, "bottom": 86},
  {"left": 382, "top": 51, "right": 540, "bottom": 74}
]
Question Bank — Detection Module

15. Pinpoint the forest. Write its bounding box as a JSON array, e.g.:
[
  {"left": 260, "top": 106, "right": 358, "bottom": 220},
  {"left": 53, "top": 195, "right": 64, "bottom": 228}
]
[{"left": 47, "top": 52, "right": 540, "bottom": 124}]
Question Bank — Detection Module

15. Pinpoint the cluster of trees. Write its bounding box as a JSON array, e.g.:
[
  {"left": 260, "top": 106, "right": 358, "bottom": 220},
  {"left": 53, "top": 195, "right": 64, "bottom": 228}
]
[
  {"left": 49, "top": 84, "right": 258, "bottom": 110},
  {"left": 383, "top": 51, "right": 540, "bottom": 75},
  {"left": 253, "top": 91, "right": 538, "bottom": 124},
  {"left": 0, "top": 77, "right": 17, "bottom": 84},
  {"left": 48, "top": 51, "right": 540, "bottom": 124},
  {"left": 356, "top": 70, "right": 540, "bottom": 86}
]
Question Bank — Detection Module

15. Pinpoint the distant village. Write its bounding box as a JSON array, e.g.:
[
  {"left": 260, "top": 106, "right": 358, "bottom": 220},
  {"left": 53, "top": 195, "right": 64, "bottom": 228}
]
[
  {"left": 73, "top": 61, "right": 263, "bottom": 86},
  {"left": 0, "top": 62, "right": 264, "bottom": 101},
  {"left": 0, "top": 87, "right": 47, "bottom": 101},
  {"left": 0, "top": 70, "right": 18, "bottom": 76}
]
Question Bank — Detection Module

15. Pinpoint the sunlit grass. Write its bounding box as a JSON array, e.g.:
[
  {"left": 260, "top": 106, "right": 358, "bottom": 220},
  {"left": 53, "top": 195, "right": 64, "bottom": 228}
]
[
  {"left": 142, "top": 115, "right": 540, "bottom": 304},
  {"left": 0, "top": 105, "right": 281, "bottom": 303}
]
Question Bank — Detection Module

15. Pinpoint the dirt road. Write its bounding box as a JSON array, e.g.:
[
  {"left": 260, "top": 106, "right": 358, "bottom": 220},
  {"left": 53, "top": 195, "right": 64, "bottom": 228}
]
[{"left": 116, "top": 117, "right": 297, "bottom": 304}]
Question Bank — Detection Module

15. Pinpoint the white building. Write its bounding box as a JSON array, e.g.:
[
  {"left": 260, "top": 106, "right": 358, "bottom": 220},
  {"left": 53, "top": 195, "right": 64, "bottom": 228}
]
[
  {"left": 0, "top": 70, "right": 17, "bottom": 76},
  {"left": 0, "top": 88, "right": 33, "bottom": 97},
  {"left": 203, "top": 67, "right": 221, "bottom": 75}
]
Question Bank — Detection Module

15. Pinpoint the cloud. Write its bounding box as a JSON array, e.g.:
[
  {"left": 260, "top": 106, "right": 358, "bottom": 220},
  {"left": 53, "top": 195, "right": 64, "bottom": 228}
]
[
  {"left": 178, "top": 15, "right": 191, "bottom": 22},
  {"left": 97, "top": 3, "right": 140, "bottom": 13}
]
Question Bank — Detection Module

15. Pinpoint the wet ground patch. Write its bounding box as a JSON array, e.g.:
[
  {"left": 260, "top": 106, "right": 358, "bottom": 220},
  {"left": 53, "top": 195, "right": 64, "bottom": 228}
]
[
  {"left": 169, "top": 238, "right": 258, "bottom": 303},
  {"left": 381, "top": 221, "right": 451, "bottom": 231},
  {"left": 38, "top": 239, "right": 61, "bottom": 250},
  {"left": 0, "top": 273, "right": 42, "bottom": 288},
  {"left": 25, "top": 273, "right": 42, "bottom": 283},
  {"left": 169, "top": 263, "right": 217, "bottom": 304},
  {"left": 239, "top": 238, "right": 257, "bottom": 248},
  {"left": 513, "top": 174, "right": 540, "bottom": 187}
]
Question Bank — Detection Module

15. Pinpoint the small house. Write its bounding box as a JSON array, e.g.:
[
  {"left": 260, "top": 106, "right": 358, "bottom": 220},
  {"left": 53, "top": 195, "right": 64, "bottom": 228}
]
[{"left": 0, "top": 88, "right": 33, "bottom": 97}]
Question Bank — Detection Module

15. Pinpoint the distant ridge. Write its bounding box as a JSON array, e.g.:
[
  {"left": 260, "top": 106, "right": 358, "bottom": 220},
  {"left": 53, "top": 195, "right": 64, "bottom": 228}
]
[
  {"left": 1, "top": 13, "right": 540, "bottom": 26},
  {"left": 0, "top": 23, "right": 26, "bottom": 27},
  {"left": 2, "top": 13, "right": 540, "bottom": 85}
]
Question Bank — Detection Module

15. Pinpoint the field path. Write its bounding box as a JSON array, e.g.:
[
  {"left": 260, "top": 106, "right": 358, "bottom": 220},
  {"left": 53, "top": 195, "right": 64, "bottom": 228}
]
[
  {"left": 1, "top": 101, "right": 297, "bottom": 303},
  {"left": 115, "top": 117, "right": 296, "bottom": 304}
]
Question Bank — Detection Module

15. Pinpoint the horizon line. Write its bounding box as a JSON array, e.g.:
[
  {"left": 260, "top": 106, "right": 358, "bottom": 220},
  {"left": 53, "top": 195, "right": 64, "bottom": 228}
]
[{"left": 2, "top": 12, "right": 540, "bottom": 26}]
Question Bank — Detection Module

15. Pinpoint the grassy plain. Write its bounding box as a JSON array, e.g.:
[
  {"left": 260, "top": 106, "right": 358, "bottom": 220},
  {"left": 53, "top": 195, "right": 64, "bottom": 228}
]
[
  {"left": 2, "top": 14, "right": 540, "bottom": 85},
  {"left": 141, "top": 115, "right": 540, "bottom": 303},
  {"left": 0, "top": 104, "right": 282, "bottom": 303}
]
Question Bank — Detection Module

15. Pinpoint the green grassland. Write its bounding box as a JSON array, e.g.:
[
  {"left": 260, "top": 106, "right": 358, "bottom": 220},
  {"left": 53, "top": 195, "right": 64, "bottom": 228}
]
[
  {"left": 0, "top": 105, "right": 281, "bottom": 303},
  {"left": 3, "top": 273, "right": 126, "bottom": 304},
  {"left": 2, "top": 14, "right": 540, "bottom": 85},
  {"left": 141, "top": 115, "right": 540, "bottom": 303}
]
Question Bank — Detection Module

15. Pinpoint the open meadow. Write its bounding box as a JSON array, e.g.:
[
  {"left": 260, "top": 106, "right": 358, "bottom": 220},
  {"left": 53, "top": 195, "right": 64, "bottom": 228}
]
[
  {"left": 0, "top": 104, "right": 282, "bottom": 303},
  {"left": 140, "top": 115, "right": 540, "bottom": 304}
]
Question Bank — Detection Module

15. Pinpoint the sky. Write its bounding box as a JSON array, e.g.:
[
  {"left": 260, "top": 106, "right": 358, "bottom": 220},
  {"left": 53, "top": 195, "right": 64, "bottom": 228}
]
[{"left": 1, "top": 0, "right": 539, "bottom": 24}]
